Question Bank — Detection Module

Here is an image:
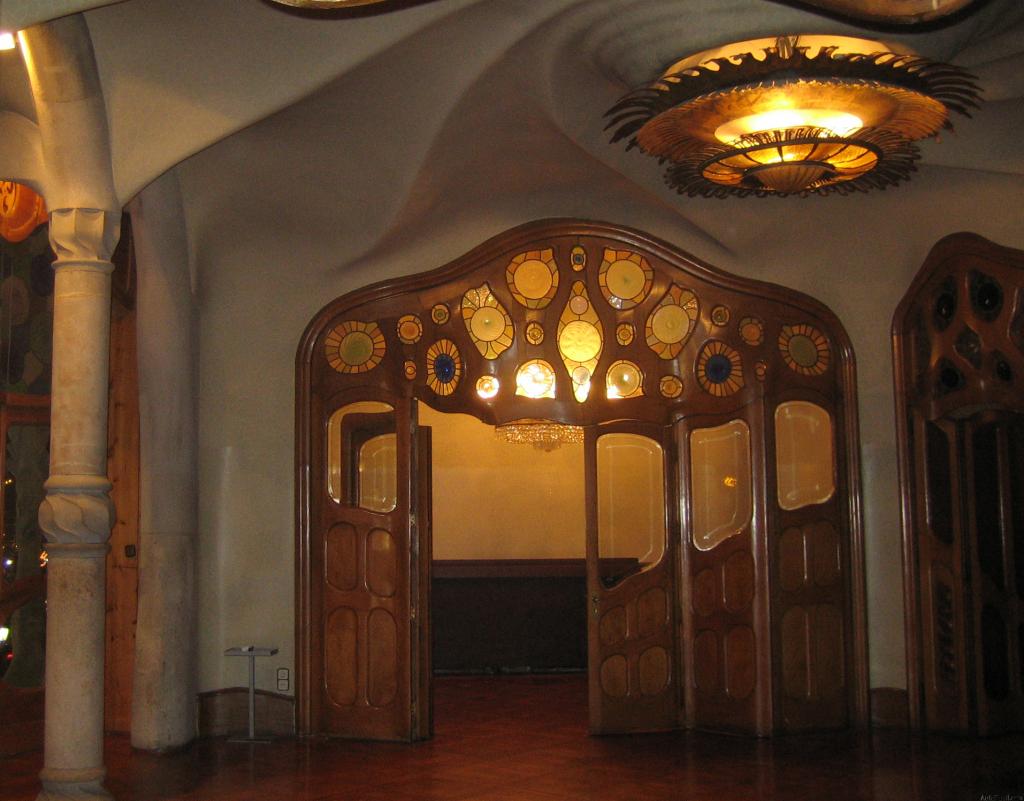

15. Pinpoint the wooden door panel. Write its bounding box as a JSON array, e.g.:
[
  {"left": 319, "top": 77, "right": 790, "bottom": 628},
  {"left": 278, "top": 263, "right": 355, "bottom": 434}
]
[
  {"left": 314, "top": 400, "right": 419, "bottom": 742},
  {"left": 587, "top": 424, "right": 680, "bottom": 734}
]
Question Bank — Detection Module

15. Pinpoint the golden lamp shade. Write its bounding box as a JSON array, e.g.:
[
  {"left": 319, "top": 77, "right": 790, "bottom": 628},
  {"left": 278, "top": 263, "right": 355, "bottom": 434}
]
[{"left": 606, "top": 35, "right": 981, "bottom": 197}]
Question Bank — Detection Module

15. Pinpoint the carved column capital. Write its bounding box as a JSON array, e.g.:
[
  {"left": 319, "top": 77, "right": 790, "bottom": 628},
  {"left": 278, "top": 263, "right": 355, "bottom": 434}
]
[
  {"left": 48, "top": 207, "right": 119, "bottom": 268},
  {"left": 38, "top": 475, "right": 115, "bottom": 547}
]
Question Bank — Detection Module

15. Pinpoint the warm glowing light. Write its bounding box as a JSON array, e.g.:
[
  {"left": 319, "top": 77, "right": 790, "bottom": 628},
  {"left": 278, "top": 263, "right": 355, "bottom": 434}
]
[
  {"left": 723, "top": 476, "right": 738, "bottom": 488},
  {"left": 515, "top": 360, "right": 556, "bottom": 399},
  {"left": 3, "top": 558, "right": 12, "bottom": 567},
  {"left": 3, "top": 478, "right": 12, "bottom": 486},
  {"left": 0, "top": 627, "right": 8, "bottom": 642},
  {"left": 0, "top": 33, "right": 16, "bottom": 51},
  {"left": 497, "top": 419, "right": 584, "bottom": 448},
  {"left": 715, "top": 109, "right": 863, "bottom": 143},
  {"left": 476, "top": 375, "right": 500, "bottom": 400},
  {"left": 39, "top": 550, "right": 48, "bottom": 568}
]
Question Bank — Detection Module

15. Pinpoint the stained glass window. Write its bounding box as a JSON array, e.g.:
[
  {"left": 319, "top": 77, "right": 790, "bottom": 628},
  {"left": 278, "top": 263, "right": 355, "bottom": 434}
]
[
  {"left": 515, "top": 359, "right": 556, "bottom": 399},
  {"left": 599, "top": 248, "right": 654, "bottom": 310},
  {"left": 425, "top": 339, "right": 462, "bottom": 396},
  {"left": 646, "top": 284, "right": 698, "bottom": 359},
  {"left": 461, "top": 283, "right": 514, "bottom": 359},
  {"left": 779, "top": 323, "right": 830, "bottom": 375},
  {"left": 557, "top": 281, "right": 604, "bottom": 402},
  {"left": 325, "top": 320, "right": 386, "bottom": 374},
  {"left": 696, "top": 340, "right": 744, "bottom": 397},
  {"left": 606, "top": 360, "right": 644, "bottom": 399},
  {"left": 506, "top": 249, "right": 559, "bottom": 309}
]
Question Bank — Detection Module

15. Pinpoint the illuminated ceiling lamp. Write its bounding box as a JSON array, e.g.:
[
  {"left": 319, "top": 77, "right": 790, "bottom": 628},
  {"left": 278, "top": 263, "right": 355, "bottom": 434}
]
[{"left": 606, "top": 35, "right": 981, "bottom": 197}]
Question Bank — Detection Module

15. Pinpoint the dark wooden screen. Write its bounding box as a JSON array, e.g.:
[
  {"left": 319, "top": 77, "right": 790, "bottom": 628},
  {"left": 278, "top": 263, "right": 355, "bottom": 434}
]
[
  {"left": 297, "top": 219, "right": 866, "bottom": 737},
  {"left": 894, "top": 232, "right": 1024, "bottom": 734}
]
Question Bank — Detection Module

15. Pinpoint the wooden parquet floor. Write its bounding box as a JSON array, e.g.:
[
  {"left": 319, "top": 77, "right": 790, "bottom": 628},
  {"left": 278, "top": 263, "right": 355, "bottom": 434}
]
[{"left": 4, "top": 675, "right": 1024, "bottom": 800}]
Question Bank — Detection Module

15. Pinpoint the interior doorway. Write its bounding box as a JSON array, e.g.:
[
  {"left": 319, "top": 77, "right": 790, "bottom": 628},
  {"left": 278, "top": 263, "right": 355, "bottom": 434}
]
[
  {"left": 296, "top": 219, "right": 868, "bottom": 742},
  {"left": 423, "top": 406, "right": 588, "bottom": 678}
]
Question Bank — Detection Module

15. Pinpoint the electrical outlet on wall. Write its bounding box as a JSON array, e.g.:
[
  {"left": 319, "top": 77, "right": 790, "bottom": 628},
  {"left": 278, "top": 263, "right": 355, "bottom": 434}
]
[{"left": 277, "top": 667, "right": 289, "bottom": 692}]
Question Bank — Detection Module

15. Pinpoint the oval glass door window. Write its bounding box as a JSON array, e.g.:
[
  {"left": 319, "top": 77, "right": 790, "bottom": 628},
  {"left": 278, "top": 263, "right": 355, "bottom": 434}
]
[
  {"left": 690, "top": 419, "right": 752, "bottom": 551},
  {"left": 596, "top": 433, "right": 666, "bottom": 587},
  {"left": 774, "top": 401, "right": 835, "bottom": 510}
]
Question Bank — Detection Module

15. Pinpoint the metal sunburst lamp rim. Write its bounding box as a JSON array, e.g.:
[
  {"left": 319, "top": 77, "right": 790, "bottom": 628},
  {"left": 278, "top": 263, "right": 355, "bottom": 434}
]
[{"left": 605, "top": 36, "right": 982, "bottom": 198}]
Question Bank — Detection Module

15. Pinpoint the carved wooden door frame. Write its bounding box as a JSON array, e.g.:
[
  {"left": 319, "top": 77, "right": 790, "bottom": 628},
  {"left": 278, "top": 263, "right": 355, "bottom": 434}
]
[{"left": 296, "top": 218, "right": 868, "bottom": 736}]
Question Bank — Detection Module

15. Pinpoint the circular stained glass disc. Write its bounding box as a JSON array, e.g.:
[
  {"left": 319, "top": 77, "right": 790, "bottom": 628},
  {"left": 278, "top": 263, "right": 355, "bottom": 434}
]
[
  {"left": 559, "top": 320, "right": 602, "bottom": 362},
  {"left": 606, "top": 260, "right": 646, "bottom": 304},
  {"left": 340, "top": 331, "right": 374, "bottom": 366},
  {"left": 569, "top": 295, "right": 589, "bottom": 315},
  {"left": 525, "top": 322, "right": 544, "bottom": 345},
  {"left": 660, "top": 375, "right": 683, "bottom": 399},
  {"left": 476, "top": 375, "right": 499, "bottom": 399},
  {"left": 470, "top": 307, "right": 505, "bottom": 342},
  {"left": 397, "top": 314, "right": 422, "bottom": 344},
  {"left": 787, "top": 334, "right": 819, "bottom": 368},
  {"left": 650, "top": 304, "right": 689, "bottom": 344},
  {"left": 616, "top": 323, "right": 634, "bottom": 346},
  {"left": 514, "top": 260, "right": 554, "bottom": 300},
  {"left": 607, "top": 361, "right": 641, "bottom": 398}
]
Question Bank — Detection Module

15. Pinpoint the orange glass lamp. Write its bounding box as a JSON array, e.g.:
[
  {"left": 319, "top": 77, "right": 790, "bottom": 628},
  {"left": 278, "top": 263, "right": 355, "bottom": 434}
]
[{"left": 606, "top": 36, "right": 981, "bottom": 197}]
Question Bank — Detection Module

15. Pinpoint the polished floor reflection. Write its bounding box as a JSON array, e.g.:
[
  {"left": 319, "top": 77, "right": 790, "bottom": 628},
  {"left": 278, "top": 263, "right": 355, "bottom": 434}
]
[{"left": 5, "top": 675, "right": 1024, "bottom": 800}]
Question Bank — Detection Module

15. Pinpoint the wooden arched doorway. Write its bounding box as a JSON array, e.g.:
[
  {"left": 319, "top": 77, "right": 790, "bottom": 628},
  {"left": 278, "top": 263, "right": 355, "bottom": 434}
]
[
  {"left": 893, "top": 232, "right": 1024, "bottom": 734},
  {"left": 296, "top": 220, "right": 867, "bottom": 741}
]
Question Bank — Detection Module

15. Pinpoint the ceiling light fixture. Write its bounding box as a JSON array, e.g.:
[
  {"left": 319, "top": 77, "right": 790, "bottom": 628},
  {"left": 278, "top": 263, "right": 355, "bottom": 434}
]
[
  {"left": 606, "top": 35, "right": 981, "bottom": 197},
  {"left": 0, "top": 32, "right": 16, "bottom": 50},
  {"left": 267, "top": 0, "right": 387, "bottom": 8}
]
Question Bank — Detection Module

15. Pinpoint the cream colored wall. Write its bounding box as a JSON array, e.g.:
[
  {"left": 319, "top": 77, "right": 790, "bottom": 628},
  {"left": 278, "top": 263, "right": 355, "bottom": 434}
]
[
  {"left": 184, "top": 167, "right": 1024, "bottom": 697},
  {"left": 420, "top": 407, "right": 585, "bottom": 560}
]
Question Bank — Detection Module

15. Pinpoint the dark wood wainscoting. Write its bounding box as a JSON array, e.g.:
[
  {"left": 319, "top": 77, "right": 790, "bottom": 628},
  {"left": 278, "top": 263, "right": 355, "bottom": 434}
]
[{"left": 432, "top": 559, "right": 637, "bottom": 674}]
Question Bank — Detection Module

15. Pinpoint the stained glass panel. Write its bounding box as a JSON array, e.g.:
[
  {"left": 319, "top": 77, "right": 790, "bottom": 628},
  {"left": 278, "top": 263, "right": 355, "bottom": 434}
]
[
  {"left": 557, "top": 281, "right": 603, "bottom": 402},
  {"left": 325, "top": 320, "right": 386, "bottom": 374},
  {"left": 645, "top": 284, "right": 698, "bottom": 359},
  {"left": 599, "top": 248, "right": 654, "bottom": 310},
  {"left": 506, "top": 248, "right": 559, "bottom": 309},
  {"left": 606, "top": 360, "right": 644, "bottom": 399},
  {"left": 779, "top": 323, "right": 830, "bottom": 375},
  {"left": 425, "top": 339, "right": 462, "bottom": 396},
  {"left": 515, "top": 359, "right": 556, "bottom": 399},
  {"left": 696, "top": 340, "right": 744, "bottom": 397},
  {"left": 461, "top": 283, "right": 514, "bottom": 359}
]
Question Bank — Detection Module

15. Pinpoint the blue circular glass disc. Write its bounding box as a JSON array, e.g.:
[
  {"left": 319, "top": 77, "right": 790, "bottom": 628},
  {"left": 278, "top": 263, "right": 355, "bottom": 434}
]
[
  {"left": 434, "top": 353, "right": 456, "bottom": 383},
  {"left": 706, "top": 353, "right": 732, "bottom": 383}
]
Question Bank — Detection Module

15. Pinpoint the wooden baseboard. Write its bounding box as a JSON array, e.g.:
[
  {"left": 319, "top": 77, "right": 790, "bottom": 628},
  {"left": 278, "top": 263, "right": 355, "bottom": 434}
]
[
  {"left": 870, "top": 687, "right": 909, "bottom": 728},
  {"left": 198, "top": 688, "right": 295, "bottom": 738}
]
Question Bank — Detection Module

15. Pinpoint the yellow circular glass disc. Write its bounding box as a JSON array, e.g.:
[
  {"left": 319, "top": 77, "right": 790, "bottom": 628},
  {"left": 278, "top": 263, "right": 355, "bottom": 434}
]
[
  {"left": 514, "top": 260, "right": 553, "bottom": 300},
  {"left": 606, "top": 260, "right": 646, "bottom": 302},
  {"left": 607, "top": 361, "right": 641, "bottom": 397},
  {"left": 516, "top": 360, "right": 556, "bottom": 398},
  {"left": 559, "top": 320, "right": 602, "bottom": 362},
  {"left": 476, "top": 375, "right": 500, "bottom": 399},
  {"left": 659, "top": 375, "right": 683, "bottom": 399},
  {"left": 788, "top": 334, "right": 819, "bottom": 367},
  {"left": 616, "top": 323, "right": 634, "bottom": 346},
  {"left": 339, "top": 331, "right": 374, "bottom": 366},
  {"left": 470, "top": 307, "right": 505, "bottom": 342},
  {"left": 650, "top": 304, "right": 690, "bottom": 344}
]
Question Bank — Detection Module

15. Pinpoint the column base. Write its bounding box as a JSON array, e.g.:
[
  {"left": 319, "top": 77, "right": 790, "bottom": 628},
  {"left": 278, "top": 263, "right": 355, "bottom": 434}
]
[{"left": 39, "top": 767, "right": 112, "bottom": 799}]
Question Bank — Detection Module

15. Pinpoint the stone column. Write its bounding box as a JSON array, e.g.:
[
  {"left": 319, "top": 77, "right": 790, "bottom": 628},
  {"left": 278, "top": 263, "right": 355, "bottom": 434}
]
[
  {"left": 37, "top": 206, "right": 119, "bottom": 801},
  {"left": 129, "top": 171, "right": 198, "bottom": 751}
]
